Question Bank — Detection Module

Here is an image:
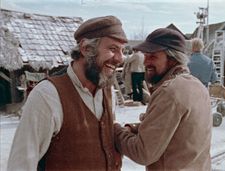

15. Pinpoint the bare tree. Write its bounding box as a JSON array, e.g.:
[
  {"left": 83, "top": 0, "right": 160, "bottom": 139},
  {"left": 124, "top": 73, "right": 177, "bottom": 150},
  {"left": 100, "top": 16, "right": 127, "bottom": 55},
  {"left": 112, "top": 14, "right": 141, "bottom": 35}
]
[{"left": 131, "top": 17, "right": 148, "bottom": 40}]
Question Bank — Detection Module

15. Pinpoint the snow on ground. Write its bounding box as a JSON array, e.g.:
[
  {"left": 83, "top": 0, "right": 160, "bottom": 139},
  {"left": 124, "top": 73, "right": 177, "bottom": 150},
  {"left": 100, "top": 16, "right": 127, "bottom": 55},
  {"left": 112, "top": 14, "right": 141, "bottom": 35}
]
[
  {"left": 1, "top": 105, "right": 225, "bottom": 171},
  {"left": 0, "top": 114, "right": 19, "bottom": 171}
]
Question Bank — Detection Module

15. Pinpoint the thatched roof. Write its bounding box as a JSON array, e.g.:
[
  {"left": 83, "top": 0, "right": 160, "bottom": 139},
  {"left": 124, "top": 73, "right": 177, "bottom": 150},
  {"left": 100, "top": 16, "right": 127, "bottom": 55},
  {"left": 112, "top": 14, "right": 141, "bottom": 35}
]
[{"left": 0, "top": 9, "right": 82, "bottom": 71}]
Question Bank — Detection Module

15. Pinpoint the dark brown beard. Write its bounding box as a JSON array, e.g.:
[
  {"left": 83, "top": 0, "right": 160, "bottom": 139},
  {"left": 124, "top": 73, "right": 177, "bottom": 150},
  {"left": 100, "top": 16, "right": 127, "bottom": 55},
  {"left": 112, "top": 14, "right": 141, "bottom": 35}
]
[
  {"left": 145, "top": 65, "right": 172, "bottom": 85},
  {"left": 85, "top": 57, "right": 101, "bottom": 86},
  {"left": 145, "top": 71, "right": 167, "bottom": 85}
]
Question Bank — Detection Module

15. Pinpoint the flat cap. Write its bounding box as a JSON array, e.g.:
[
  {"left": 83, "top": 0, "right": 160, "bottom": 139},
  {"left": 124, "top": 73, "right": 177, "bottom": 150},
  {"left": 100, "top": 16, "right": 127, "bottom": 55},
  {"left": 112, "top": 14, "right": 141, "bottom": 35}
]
[
  {"left": 74, "top": 15, "right": 128, "bottom": 43},
  {"left": 133, "top": 28, "right": 186, "bottom": 53}
]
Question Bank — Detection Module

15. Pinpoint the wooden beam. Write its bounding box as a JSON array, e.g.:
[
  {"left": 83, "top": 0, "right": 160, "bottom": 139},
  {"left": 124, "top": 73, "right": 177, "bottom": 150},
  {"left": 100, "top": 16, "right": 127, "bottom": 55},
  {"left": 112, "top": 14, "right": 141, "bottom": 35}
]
[{"left": 0, "top": 72, "right": 12, "bottom": 83}]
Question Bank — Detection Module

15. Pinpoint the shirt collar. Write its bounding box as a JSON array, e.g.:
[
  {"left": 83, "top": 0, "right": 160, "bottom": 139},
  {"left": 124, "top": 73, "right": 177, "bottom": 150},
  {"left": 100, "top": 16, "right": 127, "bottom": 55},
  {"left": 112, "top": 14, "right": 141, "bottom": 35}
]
[{"left": 67, "top": 61, "right": 89, "bottom": 93}]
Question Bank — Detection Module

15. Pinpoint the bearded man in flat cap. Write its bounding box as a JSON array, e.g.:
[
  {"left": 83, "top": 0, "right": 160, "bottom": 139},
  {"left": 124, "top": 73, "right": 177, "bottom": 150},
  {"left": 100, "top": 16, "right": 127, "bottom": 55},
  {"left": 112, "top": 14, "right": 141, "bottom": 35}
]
[
  {"left": 114, "top": 28, "right": 212, "bottom": 171},
  {"left": 8, "top": 16, "right": 127, "bottom": 171}
]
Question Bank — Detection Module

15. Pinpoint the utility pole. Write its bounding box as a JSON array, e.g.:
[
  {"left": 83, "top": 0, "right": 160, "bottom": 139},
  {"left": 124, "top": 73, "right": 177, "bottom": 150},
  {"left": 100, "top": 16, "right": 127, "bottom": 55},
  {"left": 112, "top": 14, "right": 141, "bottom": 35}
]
[
  {"left": 140, "top": 16, "right": 145, "bottom": 40},
  {"left": 0, "top": 0, "right": 2, "bottom": 19},
  {"left": 194, "top": 0, "right": 209, "bottom": 44},
  {"left": 206, "top": 0, "right": 209, "bottom": 44},
  {"left": 195, "top": 3, "right": 208, "bottom": 42}
]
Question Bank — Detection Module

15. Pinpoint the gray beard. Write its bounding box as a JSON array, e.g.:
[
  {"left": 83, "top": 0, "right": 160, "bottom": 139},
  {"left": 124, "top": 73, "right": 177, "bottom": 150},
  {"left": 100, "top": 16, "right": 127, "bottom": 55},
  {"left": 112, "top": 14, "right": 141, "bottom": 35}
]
[
  {"left": 98, "top": 72, "right": 116, "bottom": 88},
  {"left": 85, "top": 56, "right": 115, "bottom": 88}
]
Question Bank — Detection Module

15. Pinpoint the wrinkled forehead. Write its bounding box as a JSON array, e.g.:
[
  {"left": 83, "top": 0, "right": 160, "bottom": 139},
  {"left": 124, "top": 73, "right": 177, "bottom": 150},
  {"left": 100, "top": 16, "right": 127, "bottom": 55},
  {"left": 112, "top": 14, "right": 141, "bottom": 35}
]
[{"left": 99, "top": 37, "right": 126, "bottom": 48}]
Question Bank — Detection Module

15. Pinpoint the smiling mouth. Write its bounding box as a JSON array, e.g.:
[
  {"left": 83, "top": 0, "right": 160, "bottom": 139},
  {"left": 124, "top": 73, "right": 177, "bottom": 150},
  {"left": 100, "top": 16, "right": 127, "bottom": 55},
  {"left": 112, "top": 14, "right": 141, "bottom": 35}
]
[
  {"left": 146, "top": 67, "right": 155, "bottom": 72},
  {"left": 105, "top": 63, "right": 116, "bottom": 70}
]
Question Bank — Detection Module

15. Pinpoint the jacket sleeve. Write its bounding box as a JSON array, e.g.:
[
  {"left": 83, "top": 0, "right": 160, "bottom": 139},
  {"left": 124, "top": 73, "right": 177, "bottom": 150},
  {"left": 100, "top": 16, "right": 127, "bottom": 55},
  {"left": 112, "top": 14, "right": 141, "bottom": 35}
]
[{"left": 114, "top": 88, "right": 184, "bottom": 166}]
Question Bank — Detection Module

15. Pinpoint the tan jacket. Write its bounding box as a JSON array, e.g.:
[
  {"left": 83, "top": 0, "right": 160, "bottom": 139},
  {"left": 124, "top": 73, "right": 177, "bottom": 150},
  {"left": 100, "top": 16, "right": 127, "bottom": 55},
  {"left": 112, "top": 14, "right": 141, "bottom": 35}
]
[{"left": 115, "top": 65, "right": 212, "bottom": 171}]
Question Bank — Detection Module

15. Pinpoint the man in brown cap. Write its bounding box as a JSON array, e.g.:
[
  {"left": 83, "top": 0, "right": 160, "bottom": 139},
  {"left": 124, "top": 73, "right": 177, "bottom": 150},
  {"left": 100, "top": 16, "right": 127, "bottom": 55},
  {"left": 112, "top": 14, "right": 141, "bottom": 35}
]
[
  {"left": 114, "top": 28, "right": 212, "bottom": 171},
  {"left": 8, "top": 15, "right": 127, "bottom": 171}
]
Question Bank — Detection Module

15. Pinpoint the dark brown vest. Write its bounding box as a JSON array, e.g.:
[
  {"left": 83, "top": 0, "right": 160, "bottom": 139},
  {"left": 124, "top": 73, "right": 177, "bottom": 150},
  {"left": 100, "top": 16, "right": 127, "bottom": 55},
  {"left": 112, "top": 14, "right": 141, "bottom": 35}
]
[{"left": 38, "top": 74, "right": 121, "bottom": 171}]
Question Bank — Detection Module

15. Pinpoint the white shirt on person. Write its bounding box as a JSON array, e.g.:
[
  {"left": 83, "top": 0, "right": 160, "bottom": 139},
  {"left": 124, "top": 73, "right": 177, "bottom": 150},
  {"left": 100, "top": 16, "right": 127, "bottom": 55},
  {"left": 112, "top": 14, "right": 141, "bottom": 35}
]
[
  {"left": 7, "top": 62, "right": 115, "bottom": 171},
  {"left": 126, "top": 51, "right": 145, "bottom": 73}
]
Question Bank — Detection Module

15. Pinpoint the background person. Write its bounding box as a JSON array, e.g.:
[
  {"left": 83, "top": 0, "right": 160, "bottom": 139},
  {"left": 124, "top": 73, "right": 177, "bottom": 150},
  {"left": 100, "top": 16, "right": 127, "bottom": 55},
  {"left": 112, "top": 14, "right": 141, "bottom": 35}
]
[
  {"left": 114, "top": 28, "right": 212, "bottom": 171},
  {"left": 122, "top": 47, "right": 133, "bottom": 97},
  {"left": 7, "top": 15, "right": 127, "bottom": 171},
  {"left": 188, "top": 37, "right": 218, "bottom": 87},
  {"left": 126, "top": 49, "right": 145, "bottom": 102}
]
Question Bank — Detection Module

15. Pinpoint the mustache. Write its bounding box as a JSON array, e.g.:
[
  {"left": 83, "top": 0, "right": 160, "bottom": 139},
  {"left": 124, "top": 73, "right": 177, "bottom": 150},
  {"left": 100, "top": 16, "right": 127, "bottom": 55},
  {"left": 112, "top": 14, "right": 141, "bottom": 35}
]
[
  {"left": 105, "top": 58, "right": 121, "bottom": 68},
  {"left": 145, "top": 65, "right": 156, "bottom": 71}
]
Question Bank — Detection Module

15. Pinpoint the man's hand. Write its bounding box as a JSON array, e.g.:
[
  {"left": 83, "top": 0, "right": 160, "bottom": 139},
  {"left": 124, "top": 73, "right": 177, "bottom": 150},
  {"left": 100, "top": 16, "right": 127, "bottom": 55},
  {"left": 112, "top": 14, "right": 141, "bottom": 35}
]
[
  {"left": 124, "top": 123, "right": 140, "bottom": 134},
  {"left": 124, "top": 125, "right": 131, "bottom": 132},
  {"left": 139, "top": 113, "right": 145, "bottom": 121}
]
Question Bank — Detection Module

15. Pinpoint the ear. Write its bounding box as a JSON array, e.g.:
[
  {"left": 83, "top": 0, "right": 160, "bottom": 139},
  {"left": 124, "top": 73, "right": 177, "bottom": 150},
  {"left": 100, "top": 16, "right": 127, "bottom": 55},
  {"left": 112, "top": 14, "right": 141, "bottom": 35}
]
[
  {"left": 79, "top": 39, "right": 87, "bottom": 56},
  {"left": 168, "top": 57, "right": 178, "bottom": 67}
]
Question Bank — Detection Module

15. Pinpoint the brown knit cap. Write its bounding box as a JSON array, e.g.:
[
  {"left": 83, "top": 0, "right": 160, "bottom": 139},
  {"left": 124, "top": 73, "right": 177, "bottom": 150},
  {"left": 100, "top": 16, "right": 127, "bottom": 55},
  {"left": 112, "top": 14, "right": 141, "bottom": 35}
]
[{"left": 74, "top": 15, "right": 128, "bottom": 43}]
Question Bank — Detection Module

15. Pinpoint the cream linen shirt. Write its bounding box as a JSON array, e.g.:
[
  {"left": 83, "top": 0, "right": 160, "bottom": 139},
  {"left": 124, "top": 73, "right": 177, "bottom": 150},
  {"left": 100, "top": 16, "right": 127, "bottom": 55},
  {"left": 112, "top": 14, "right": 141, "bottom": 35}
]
[
  {"left": 7, "top": 63, "right": 115, "bottom": 171},
  {"left": 126, "top": 51, "right": 145, "bottom": 73}
]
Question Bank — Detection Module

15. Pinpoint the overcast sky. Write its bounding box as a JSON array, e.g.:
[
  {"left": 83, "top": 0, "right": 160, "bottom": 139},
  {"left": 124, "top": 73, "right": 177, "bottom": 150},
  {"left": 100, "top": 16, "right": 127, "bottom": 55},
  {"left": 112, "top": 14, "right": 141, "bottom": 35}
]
[{"left": 1, "top": 0, "right": 225, "bottom": 39}]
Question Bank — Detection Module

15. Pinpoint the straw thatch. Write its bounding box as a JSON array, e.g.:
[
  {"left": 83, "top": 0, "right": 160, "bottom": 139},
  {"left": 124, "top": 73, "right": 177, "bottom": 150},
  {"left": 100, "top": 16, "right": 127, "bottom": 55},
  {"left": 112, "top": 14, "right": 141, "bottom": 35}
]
[{"left": 0, "top": 9, "right": 82, "bottom": 71}]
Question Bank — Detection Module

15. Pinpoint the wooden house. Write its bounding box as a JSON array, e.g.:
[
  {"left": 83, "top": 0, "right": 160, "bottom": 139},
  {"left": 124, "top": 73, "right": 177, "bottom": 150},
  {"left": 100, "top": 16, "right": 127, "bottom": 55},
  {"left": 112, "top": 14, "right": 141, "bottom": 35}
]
[{"left": 0, "top": 9, "right": 82, "bottom": 108}]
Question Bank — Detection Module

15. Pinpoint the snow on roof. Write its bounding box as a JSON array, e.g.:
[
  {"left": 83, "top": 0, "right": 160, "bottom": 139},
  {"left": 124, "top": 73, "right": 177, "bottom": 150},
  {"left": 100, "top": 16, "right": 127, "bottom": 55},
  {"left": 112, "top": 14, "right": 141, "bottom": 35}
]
[{"left": 0, "top": 9, "right": 83, "bottom": 71}]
